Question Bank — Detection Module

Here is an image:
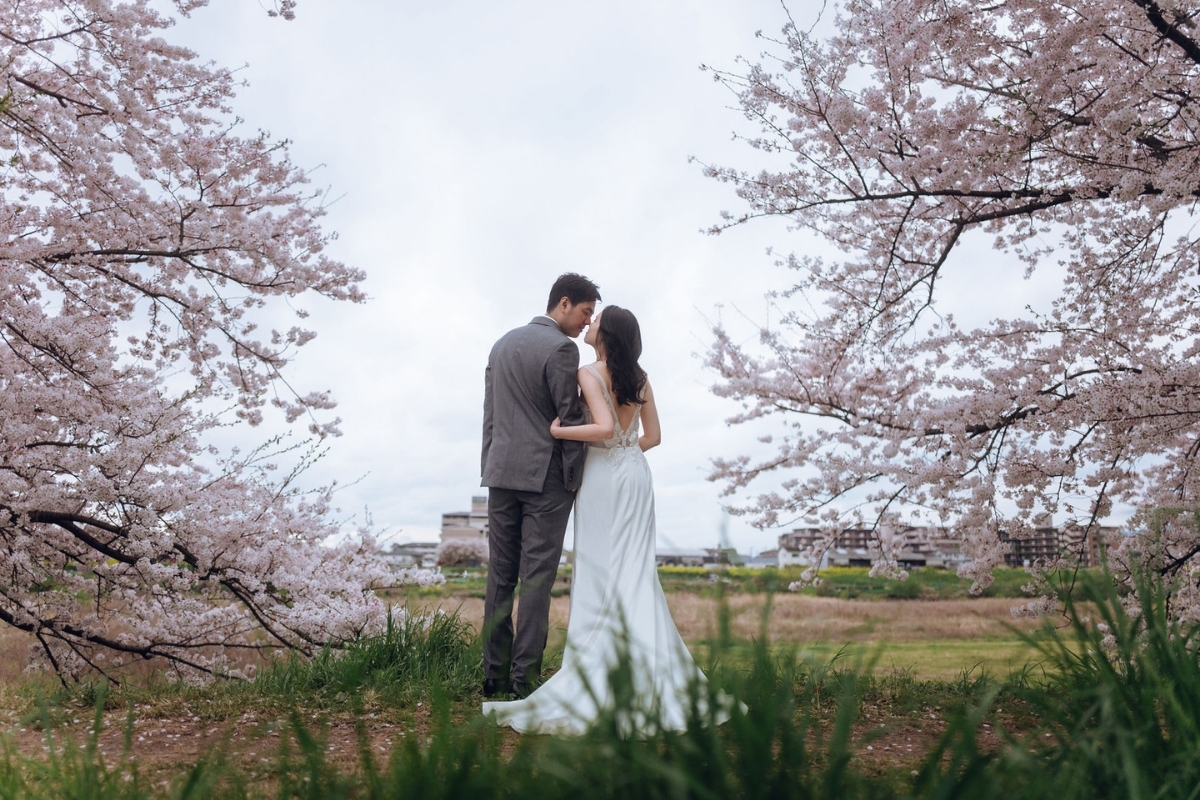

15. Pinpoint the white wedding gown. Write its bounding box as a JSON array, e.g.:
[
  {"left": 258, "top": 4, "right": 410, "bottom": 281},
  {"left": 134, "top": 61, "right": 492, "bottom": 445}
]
[{"left": 483, "top": 365, "right": 715, "bottom": 735}]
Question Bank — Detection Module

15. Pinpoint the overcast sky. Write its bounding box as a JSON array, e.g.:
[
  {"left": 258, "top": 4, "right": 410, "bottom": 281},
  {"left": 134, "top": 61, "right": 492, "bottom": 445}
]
[{"left": 169, "top": 0, "right": 1086, "bottom": 553}]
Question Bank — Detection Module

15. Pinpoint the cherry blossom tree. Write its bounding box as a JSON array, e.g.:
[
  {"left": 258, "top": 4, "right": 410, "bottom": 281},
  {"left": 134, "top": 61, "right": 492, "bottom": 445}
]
[
  {"left": 435, "top": 538, "right": 489, "bottom": 568},
  {"left": 0, "top": 0, "right": 427, "bottom": 681},
  {"left": 704, "top": 0, "right": 1200, "bottom": 607}
]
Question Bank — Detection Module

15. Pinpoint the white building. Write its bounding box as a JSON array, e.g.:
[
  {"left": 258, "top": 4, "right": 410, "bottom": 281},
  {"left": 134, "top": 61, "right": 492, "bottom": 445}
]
[
  {"left": 777, "top": 527, "right": 966, "bottom": 570},
  {"left": 381, "top": 541, "right": 439, "bottom": 569},
  {"left": 743, "top": 548, "right": 779, "bottom": 568},
  {"left": 441, "top": 495, "right": 489, "bottom": 543},
  {"left": 655, "top": 548, "right": 717, "bottom": 567},
  {"left": 778, "top": 522, "right": 1119, "bottom": 570}
]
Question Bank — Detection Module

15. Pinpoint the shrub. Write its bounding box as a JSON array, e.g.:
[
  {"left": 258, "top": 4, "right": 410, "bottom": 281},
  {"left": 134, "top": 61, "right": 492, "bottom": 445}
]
[
  {"left": 254, "top": 607, "right": 481, "bottom": 702},
  {"left": 883, "top": 579, "right": 921, "bottom": 599},
  {"left": 1003, "top": 570, "right": 1200, "bottom": 798},
  {"left": 656, "top": 565, "right": 710, "bottom": 577}
]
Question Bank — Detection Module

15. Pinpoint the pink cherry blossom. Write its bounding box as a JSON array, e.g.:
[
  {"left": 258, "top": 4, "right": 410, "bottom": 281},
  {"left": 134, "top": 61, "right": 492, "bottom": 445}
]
[
  {"left": 0, "top": 0, "right": 408, "bottom": 681},
  {"left": 704, "top": 0, "right": 1200, "bottom": 612}
]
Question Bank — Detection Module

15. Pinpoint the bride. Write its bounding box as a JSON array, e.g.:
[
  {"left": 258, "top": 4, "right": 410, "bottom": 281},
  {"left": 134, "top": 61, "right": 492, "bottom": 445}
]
[{"left": 483, "top": 305, "right": 719, "bottom": 735}]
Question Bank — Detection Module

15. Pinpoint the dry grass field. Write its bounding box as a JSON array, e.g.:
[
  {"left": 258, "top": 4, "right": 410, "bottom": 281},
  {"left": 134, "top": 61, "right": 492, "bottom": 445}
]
[
  {"left": 0, "top": 590, "right": 1039, "bottom": 691},
  {"left": 408, "top": 592, "right": 1040, "bottom": 681}
]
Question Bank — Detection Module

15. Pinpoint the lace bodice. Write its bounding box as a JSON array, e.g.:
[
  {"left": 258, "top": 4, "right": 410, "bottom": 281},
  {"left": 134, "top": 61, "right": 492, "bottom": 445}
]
[{"left": 582, "top": 363, "right": 641, "bottom": 450}]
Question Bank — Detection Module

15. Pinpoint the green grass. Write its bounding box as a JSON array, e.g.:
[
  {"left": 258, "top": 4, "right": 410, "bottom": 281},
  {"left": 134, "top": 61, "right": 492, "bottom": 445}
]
[
  {"left": 384, "top": 567, "right": 567, "bottom": 601},
  {"left": 7, "top": 572, "right": 1200, "bottom": 798},
  {"left": 0, "top": 635, "right": 929, "bottom": 799},
  {"left": 41, "top": 606, "right": 482, "bottom": 721},
  {"left": 806, "top": 566, "right": 1034, "bottom": 600},
  {"left": 653, "top": 565, "right": 1039, "bottom": 599},
  {"left": 252, "top": 608, "right": 481, "bottom": 704},
  {"left": 391, "top": 565, "right": 1040, "bottom": 602},
  {"left": 999, "top": 570, "right": 1200, "bottom": 798}
]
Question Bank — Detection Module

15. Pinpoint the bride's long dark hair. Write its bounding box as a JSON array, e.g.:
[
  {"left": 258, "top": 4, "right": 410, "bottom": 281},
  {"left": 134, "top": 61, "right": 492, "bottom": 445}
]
[{"left": 598, "top": 306, "right": 647, "bottom": 407}]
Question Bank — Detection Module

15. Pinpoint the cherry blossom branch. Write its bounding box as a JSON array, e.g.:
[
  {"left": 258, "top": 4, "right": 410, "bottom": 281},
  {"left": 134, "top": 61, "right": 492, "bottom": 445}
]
[
  {"left": 704, "top": 0, "right": 1200, "bottom": 609},
  {"left": 1129, "top": 0, "right": 1200, "bottom": 65}
]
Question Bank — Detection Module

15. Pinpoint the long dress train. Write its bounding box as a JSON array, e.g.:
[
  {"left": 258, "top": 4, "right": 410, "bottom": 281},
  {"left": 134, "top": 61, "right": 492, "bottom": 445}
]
[{"left": 483, "top": 365, "right": 716, "bottom": 735}]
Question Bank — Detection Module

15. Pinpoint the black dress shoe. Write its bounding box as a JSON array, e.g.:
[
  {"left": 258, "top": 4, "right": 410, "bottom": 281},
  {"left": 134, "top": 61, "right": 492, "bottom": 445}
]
[
  {"left": 483, "top": 678, "right": 511, "bottom": 699},
  {"left": 511, "top": 682, "right": 533, "bottom": 700}
]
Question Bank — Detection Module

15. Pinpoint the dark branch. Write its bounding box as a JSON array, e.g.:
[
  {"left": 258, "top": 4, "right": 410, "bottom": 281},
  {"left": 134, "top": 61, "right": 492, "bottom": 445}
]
[{"left": 1129, "top": 0, "right": 1200, "bottom": 66}]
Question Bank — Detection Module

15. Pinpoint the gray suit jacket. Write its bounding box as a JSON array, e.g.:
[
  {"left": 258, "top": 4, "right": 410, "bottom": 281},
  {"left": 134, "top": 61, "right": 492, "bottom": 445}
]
[{"left": 481, "top": 317, "right": 588, "bottom": 492}]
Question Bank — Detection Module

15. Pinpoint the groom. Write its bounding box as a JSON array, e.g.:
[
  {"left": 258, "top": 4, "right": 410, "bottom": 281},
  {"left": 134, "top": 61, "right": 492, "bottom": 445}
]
[{"left": 480, "top": 273, "right": 601, "bottom": 699}]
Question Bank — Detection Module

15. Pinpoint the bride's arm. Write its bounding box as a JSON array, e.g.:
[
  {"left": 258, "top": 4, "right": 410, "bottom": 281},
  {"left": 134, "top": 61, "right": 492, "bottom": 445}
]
[
  {"left": 550, "top": 367, "right": 614, "bottom": 442},
  {"left": 638, "top": 380, "right": 661, "bottom": 451}
]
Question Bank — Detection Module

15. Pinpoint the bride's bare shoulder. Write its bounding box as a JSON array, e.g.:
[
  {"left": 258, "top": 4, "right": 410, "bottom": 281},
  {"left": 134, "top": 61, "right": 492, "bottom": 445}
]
[{"left": 578, "top": 361, "right": 610, "bottom": 380}]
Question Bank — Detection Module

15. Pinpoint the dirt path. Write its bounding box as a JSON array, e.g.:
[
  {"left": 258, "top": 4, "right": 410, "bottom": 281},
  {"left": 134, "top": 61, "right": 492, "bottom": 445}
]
[
  {"left": 4, "top": 699, "right": 1001, "bottom": 785},
  {"left": 4, "top": 704, "right": 440, "bottom": 788}
]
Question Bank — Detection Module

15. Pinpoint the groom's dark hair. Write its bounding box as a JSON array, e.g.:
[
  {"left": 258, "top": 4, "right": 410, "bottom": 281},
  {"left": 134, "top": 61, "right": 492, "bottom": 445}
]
[{"left": 546, "top": 273, "right": 601, "bottom": 312}]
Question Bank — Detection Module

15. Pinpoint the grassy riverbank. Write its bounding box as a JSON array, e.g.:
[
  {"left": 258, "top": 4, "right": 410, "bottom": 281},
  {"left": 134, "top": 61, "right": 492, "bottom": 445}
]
[{"left": 4, "top": 570, "right": 1190, "bottom": 798}]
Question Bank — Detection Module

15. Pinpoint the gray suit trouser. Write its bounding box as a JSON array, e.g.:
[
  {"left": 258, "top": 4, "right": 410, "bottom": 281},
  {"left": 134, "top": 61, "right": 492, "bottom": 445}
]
[{"left": 483, "top": 452, "right": 575, "bottom": 689}]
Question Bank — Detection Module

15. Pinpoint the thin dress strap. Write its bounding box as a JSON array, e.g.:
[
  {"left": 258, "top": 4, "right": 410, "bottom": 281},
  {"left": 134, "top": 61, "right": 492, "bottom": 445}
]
[
  {"left": 582, "top": 363, "right": 616, "bottom": 417},
  {"left": 582, "top": 363, "right": 642, "bottom": 450},
  {"left": 583, "top": 363, "right": 625, "bottom": 444},
  {"left": 581, "top": 362, "right": 604, "bottom": 384}
]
